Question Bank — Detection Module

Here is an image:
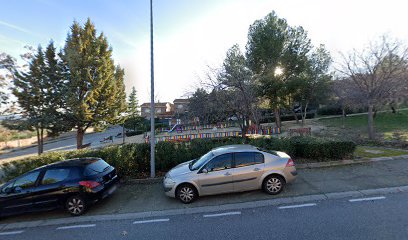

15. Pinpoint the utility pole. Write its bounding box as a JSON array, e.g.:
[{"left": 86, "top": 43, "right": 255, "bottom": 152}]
[{"left": 149, "top": 0, "right": 156, "bottom": 178}]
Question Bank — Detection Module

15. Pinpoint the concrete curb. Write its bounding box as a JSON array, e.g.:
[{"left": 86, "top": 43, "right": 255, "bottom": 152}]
[
  {"left": 1, "top": 184, "right": 408, "bottom": 231},
  {"left": 296, "top": 154, "right": 408, "bottom": 169}
]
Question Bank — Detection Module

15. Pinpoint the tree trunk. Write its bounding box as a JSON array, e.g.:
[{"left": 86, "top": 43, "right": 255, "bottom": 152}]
[
  {"left": 291, "top": 110, "right": 299, "bottom": 124},
  {"left": 36, "top": 127, "right": 41, "bottom": 155},
  {"left": 76, "top": 128, "right": 85, "bottom": 149},
  {"left": 342, "top": 108, "right": 346, "bottom": 129},
  {"left": 368, "top": 104, "right": 375, "bottom": 140},
  {"left": 240, "top": 117, "right": 247, "bottom": 138},
  {"left": 40, "top": 128, "right": 44, "bottom": 154},
  {"left": 301, "top": 103, "right": 308, "bottom": 126},
  {"left": 274, "top": 108, "right": 281, "bottom": 128}
]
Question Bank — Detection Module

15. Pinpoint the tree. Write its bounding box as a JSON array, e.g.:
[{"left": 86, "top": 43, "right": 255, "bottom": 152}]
[
  {"left": 11, "top": 42, "right": 67, "bottom": 154},
  {"left": 63, "top": 19, "right": 127, "bottom": 148},
  {"left": 295, "top": 45, "right": 332, "bottom": 124},
  {"left": 0, "top": 53, "right": 15, "bottom": 113},
  {"left": 124, "top": 86, "right": 144, "bottom": 132},
  {"left": 246, "top": 11, "right": 312, "bottom": 128},
  {"left": 217, "top": 44, "right": 259, "bottom": 136},
  {"left": 128, "top": 86, "right": 139, "bottom": 117},
  {"left": 338, "top": 35, "right": 408, "bottom": 140}
]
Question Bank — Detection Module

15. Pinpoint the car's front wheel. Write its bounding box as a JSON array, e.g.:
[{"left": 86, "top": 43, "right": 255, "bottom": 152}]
[
  {"left": 263, "top": 175, "right": 285, "bottom": 195},
  {"left": 176, "top": 184, "right": 197, "bottom": 204},
  {"left": 66, "top": 195, "right": 87, "bottom": 216}
]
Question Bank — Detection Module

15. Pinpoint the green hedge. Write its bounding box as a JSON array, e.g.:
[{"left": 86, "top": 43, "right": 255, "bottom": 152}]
[{"left": 1, "top": 137, "right": 356, "bottom": 182}]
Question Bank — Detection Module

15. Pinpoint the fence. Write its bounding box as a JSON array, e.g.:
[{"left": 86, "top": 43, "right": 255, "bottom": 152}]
[
  {"left": 156, "top": 122, "right": 239, "bottom": 133},
  {"left": 147, "top": 127, "right": 281, "bottom": 143}
]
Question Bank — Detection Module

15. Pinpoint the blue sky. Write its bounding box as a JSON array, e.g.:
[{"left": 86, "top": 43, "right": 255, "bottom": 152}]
[{"left": 1, "top": 0, "right": 408, "bottom": 103}]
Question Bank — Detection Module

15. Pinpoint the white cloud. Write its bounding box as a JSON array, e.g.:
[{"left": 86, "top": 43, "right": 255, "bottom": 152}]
[{"left": 0, "top": 20, "right": 34, "bottom": 35}]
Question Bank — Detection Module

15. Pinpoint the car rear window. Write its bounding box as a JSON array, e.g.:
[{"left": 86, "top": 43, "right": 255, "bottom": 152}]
[
  {"left": 84, "top": 159, "right": 111, "bottom": 176},
  {"left": 257, "top": 148, "right": 278, "bottom": 156}
]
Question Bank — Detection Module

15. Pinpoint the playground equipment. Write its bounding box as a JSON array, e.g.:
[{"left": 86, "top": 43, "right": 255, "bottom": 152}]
[{"left": 167, "top": 124, "right": 183, "bottom": 133}]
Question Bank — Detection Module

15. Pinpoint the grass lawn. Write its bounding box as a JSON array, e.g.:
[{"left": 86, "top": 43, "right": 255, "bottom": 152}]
[
  {"left": 354, "top": 146, "right": 408, "bottom": 159},
  {"left": 318, "top": 109, "right": 408, "bottom": 141}
]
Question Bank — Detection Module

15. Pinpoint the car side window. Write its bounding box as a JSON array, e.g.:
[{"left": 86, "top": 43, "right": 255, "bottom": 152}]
[
  {"left": 204, "top": 154, "right": 232, "bottom": 172},
  {"left": 235, "top": 152, "right": 264, "bottom": 168},
  {"left": 41, "top": 168, "right": 70, "bottom": 185},
  {"left": 13, "top": 171, "right": 40, "bottom": 190}
]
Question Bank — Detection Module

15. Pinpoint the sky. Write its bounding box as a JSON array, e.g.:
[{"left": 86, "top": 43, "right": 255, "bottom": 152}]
[{"left": 1, "top": 0, "right": 408, "bottom": 104}]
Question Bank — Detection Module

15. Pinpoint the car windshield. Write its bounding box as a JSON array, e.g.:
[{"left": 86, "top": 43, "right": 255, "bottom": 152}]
[{"left": 190, "top": 151, "right": 214, "bottom": 171}]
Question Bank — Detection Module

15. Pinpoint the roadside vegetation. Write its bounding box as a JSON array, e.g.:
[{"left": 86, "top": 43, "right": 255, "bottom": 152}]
[
  {"left": 0, "top": 125, "right": 36, "bottom": 142},
  {"left": 319, "top": 109, "right": 408, "bottom": 144},
  {"left": 0, "top": 136, "right": 355, "bottom": 182},
  {"left": 354, "top": 146, "right": 408, "bottom": 159}
]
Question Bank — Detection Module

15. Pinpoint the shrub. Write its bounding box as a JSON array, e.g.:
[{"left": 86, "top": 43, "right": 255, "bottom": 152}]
[
  {"left": 125, "top": 130, "right": 144, "bottom": 137},
  {"left": 1, "top": 136, "right": 356, "bottom": 181}
]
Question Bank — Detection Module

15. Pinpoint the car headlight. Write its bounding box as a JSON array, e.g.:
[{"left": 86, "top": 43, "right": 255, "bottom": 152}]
[{"left": 164, "top": 177, "right": 176, "bottom": 186}]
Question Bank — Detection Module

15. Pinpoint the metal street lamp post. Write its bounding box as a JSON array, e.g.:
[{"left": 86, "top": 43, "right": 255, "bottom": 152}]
[{"left": 149, "top": 0, "right": 156, "bottom": 178}]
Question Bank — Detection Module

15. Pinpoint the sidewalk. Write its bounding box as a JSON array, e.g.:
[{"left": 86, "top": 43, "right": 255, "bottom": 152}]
[{"left": 2, "top": 155, "right": 408, "bottom": 224}]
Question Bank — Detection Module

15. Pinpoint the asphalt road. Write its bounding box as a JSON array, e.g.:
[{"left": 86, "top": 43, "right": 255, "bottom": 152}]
[
  {"left": 2, "top": 191, "right": 408, "bottom": 240},
  {"left": 0, "top": 126, "right": 125, "bottom": 162}
]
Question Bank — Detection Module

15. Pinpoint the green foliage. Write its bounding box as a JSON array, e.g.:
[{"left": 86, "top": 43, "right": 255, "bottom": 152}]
[
  {"left": 245, "top": 11, "right": 332, "bottom": 125},
  {"left": 124, "top": 116, "right": 145, "bottom": 131},
  {"left": 0, "top": 53, "right": 15, "bottom": 110},
  {"left": 127, "top": 87, "right": 139, "bottom": 117},
  {"left": 1, "top": 137, "right": 356, "bottom": 181},
  {"left": 10, "top": 42, "right": 68, "bottom": 154},
  {"left": 63, "top": 19, "right": 127, "bottom": 148}
]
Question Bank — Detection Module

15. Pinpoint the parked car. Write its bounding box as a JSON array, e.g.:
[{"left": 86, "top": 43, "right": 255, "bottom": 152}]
[
  {"left": 163, "top": 145, "right": 297, "bottom": 203},
  {"left": 0, "top": 158, "right": 118, "bottom": 218}
]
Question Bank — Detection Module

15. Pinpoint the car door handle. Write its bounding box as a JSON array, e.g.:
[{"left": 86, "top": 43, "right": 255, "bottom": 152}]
[
  {"left": 254, "top": 168, "right": 261, "bottom": 171},
  {"left": 224, "top": 172, "right": 232, "bottom": 176}
]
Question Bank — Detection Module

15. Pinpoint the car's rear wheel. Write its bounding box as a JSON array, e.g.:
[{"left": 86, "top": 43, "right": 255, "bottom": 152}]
[
  {"left": 263, "top": 175, "right": 285, "bottom": 195},
  {"left": 66, "top": 195, "right": 87, "bottom": 216},
  {"left": 176, "top": 184, "right": 197, "bottom": 204}
]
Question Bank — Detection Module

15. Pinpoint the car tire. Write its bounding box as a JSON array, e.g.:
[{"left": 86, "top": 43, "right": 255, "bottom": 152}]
[
  {"left": 176, "top": 184, "right": 197, "bottom": 204},
  {"left": 263, "top": 175, "right": 285, "bottom": 195},
  {"left": 66, "top": 195, "right": 87, "bottom": 216}
]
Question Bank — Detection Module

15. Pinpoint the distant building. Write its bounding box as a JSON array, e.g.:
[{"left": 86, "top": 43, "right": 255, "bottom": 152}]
[
  {"left": 140, "top": 98, "right": 190, "bottom": 125},
  {"left": 140, "top": 102, "right": 173, "bottom": 119},
  {"left": 173, "top": 98, "right": 190, "bottom": 114}
]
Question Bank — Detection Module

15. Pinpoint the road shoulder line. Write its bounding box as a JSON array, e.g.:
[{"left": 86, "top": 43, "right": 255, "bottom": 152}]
[{"left": 2, "top": 185, "right": 408, "bottom": 231}]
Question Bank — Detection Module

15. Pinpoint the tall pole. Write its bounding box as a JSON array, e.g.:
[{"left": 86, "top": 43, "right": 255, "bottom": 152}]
[{"left": 149, "top": 0, "right": 156, "bottom": 178}]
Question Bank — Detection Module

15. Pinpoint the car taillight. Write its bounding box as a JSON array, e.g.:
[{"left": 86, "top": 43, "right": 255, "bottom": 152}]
[
  {"left": 286, "top": 159, "right": 295, "bottom": 167},
  {"left": 79, "top": 181, "right": 101, "bottom": 189}
]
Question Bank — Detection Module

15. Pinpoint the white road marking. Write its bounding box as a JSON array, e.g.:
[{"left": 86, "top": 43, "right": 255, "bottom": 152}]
[
  {"left": 0, "top": 230, "right": 24, "bottom": 236},
  {"left": 278, "top": 203, "right": 317, "bottom": 209},
  {"left": 349, "top": 196, "right": 386, "bottom": 202},
  {"left": 203, "top": 211, "right": 242, "bottom": 218},
  {"left": 56, "top": 224, "right": 96, "bottom": 230},
  {"left": 133, "top": 218, "right": 170, "bottom": 224}
]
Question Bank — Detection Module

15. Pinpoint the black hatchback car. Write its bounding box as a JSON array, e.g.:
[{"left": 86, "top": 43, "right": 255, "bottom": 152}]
[{"left": 0, "top": 158, "right": 118, "bottom": 217}]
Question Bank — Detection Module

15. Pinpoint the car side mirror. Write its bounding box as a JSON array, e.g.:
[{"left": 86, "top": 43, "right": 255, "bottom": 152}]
[
  {"left": 202, "top": 169, "right": 208, "bottom": 174},
  {"left": 13, "top": 186, "right": 22, "bottom": 193}
]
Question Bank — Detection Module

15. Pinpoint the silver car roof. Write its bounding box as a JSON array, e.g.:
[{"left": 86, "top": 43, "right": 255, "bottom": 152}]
[{"left": 211, "top": 144, "right": 259, "bottom": 156}]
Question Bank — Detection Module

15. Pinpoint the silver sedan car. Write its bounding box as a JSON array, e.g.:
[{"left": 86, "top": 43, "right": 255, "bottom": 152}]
[{"left": 163, "top": 144, "right": 297, "bottom": 203}]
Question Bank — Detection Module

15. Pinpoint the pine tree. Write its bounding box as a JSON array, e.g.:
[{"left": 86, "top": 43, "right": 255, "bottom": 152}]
[
  {"left": 11, "top": 42, "right": 66, "bottom": 155},
  {"left": 128, "top": 86, "right": 139, "bottom": 117},
  {"left": 63, "top": 19, "right": 127, "bottom": 148}
]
